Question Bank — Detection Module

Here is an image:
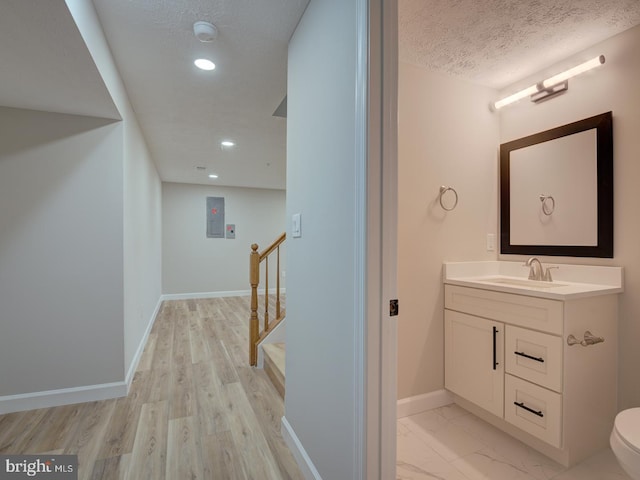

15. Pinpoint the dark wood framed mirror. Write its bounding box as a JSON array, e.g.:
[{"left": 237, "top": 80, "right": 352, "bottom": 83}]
[{"left": 500, "top": 111, "right": 613, "bottom": 258}]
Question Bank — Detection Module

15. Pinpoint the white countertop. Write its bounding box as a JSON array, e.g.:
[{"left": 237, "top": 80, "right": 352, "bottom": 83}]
[{"left": 443, "top": 261, "right": 624, "bottom": 300}]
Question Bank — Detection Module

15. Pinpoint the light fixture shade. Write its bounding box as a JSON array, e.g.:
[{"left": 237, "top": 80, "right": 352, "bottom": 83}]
[
  {"left": 542, "top": 55, "right": 605, "bottom": 88},
  {"left": 493, "top": 84, "right": 539, "bottom": 110}
]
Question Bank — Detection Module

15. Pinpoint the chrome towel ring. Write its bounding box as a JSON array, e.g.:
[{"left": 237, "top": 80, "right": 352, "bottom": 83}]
[
  {"left": 540, "top": 194, "right": 555, "bottom": 215},
  {"left": 439, "top": 186, "right": 458, "bottom": 211}
]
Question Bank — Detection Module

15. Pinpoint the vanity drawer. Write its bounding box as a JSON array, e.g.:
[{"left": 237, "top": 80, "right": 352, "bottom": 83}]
[
  {"left": 445, "top": 285, "right": 563, "bottom": 335},
  {"left": 505, "top": 374, "right": 562, "bottom": 448},
  {"left": 505, "top": 325, "right": 563, "bottom": 392}
]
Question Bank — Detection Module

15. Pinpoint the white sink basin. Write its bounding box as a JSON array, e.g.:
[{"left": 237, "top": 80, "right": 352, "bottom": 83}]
[{"left": 477, "top": 277, "right": 568, "bottom": 289}]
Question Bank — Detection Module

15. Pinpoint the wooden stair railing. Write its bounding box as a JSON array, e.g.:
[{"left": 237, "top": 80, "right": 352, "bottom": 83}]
[{"left": 249, "top": 232, "right": 286, "bottom": 366}]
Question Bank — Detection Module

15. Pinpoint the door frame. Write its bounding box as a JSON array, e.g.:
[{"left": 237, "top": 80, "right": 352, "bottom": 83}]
[{"left": 365, "top": 0, "right": 398, "bottom": 478}]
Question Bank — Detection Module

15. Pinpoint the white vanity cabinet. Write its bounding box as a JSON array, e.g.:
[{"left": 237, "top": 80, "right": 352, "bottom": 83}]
[
  {"left": 444, "top": 310, "right": 503, "bottom": 417},
  {"left": 444, "top": 283, "right": 619, "bottom": 467}
]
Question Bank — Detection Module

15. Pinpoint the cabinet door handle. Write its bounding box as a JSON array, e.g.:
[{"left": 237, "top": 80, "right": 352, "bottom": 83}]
[
  {"left": 514, "top": 401, "right": 544, "bottom": 417},
  {"left": 493, "top": 326, "right": 499, "bottom": 370},
  {"left": 514, "top": 351, "right": 544, "bottom": 363}
]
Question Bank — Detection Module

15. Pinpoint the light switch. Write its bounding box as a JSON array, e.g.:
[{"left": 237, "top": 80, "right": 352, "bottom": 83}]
[
  {"left": 487, "top": 233, "right": 496, "bottom": 252},
  {"left": 292, "top": 213, "right": 302, "bottom": 238}
]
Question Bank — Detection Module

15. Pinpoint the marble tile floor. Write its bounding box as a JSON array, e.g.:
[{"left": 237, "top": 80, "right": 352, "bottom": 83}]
[{"left": 397, "top": 403, "right": 631, "bottom": 480}]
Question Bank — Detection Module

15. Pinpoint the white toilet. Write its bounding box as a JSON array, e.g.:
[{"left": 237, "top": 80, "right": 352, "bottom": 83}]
[{"left": 611, "top": 408, "right": 640, "bottom": 479}]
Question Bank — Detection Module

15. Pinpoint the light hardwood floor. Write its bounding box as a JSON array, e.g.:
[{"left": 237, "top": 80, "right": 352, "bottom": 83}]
[{"left": 0, "top": 297, "right": 303, "bottom": 480}]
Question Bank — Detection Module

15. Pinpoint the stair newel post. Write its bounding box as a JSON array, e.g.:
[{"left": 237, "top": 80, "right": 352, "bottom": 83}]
[
  {"left": 249, "top": 243, "right": 260, "bottom": 366},
  {"left": 275, "top": 245, "right": 281, "bottom": 319}
]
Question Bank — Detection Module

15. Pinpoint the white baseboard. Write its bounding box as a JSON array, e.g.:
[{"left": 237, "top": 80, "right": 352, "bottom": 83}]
[
  {"left": 161, "top": 290, "right": 251, "bottom": 300},
  {"left": 281, "top": 416, "right": 323, "bottom": 480},
  {"left": 397, "top": 389, "right": 453, "bottom": 418},
  {"left": 125, "top": 296, "right": 164, "bottom": 388},
  {"left": 0, "top": 381, "right": 127, "bottom": 415}
]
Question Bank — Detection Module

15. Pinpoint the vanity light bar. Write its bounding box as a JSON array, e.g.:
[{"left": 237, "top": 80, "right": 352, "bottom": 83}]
[
  {"left": 542, "top": 55, "right": 605, "bottom": 89},
  {"left": 492, "top": 55, "right": 605, "bottom": 110},
  {"left": 493, "top": 84, "right": 540, "bottom": 110}
]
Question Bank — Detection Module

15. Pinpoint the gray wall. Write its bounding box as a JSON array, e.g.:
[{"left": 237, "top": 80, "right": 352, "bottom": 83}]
[
  {"left": 162, "top": 182, "right": 286, "bottom": 295},
  {"left": 286, "top": 0, "right": 364, "bottom": 477},
  {"left": 0, "top": 107, "right": 124, "bottom": 395}
]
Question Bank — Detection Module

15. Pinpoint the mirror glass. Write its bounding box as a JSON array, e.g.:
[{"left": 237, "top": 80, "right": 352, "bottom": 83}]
[{"left": 500, "top": 111, "right": 613, "bottom": 258}]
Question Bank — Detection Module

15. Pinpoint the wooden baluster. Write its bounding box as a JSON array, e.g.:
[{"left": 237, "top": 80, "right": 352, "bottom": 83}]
[
  {"left": 264, "top": 256, "right": 269, "bottom": 332},
  {"left": 249, "top": 243, "right": 260, "bottom": 366},
  {"left": 276, "top": 245, "right": 281, "bottom": 318}
]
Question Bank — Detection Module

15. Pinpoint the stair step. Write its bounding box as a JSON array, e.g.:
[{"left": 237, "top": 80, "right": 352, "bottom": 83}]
[{"left": 263, "top": 342, "right": 285, "bottom": 398}]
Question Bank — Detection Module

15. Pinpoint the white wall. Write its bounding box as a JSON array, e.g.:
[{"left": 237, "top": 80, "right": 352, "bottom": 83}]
[
  {"left": 162, "top": 183, "right": 285, "bottom": 295},
  {"left": 123, "top": 125, "right": 162, "bottom": 376},
  {"left": 0, "top": 107, "right": 124, "bottom": 395},
  {"left": 397, "top": 63, "right": 499, "bottom": 400},
  {"left": 498, "top": 24, "right": 640, "bottom": 410},
  {"left": 66, "top": 0, "right": 162, "bottom": 380},
  {"left": 286, "top": 0, "right": 365, "bottom": 478}
]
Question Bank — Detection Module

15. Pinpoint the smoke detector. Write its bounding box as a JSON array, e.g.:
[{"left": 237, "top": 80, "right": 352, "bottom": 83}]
[{"left": 193, "top": 21, "right": 217, "bottom": 42}]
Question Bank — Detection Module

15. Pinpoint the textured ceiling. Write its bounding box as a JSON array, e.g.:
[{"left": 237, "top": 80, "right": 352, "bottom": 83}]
[
  {"left": 0, "top": 0, "right": 119, "bottom": 119},
  {"left": 399, "top": 0, "right": 640, "bottom": 89},
  {"left": 92, "top": 0, "right": 309, "bottom": 190}
]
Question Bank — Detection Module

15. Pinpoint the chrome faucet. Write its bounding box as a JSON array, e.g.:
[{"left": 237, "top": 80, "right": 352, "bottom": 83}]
[
  {"left": 523, "top": 257, "right": 558, "bottom": 282},
  {"left": 524, "top": 257, "right": 544, "bottom": 281}
]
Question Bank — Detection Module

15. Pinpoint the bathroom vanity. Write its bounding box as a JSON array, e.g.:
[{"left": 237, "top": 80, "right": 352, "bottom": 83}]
[{"left": 443, "top": 261, "right": 623, "bottom": 467}]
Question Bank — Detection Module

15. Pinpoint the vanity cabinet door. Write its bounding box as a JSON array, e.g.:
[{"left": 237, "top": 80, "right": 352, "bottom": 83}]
[{"left": 445, "top": 310, "right": 504, "bottom": 417}]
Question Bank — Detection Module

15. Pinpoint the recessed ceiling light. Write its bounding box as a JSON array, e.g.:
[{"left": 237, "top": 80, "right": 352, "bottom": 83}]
[
  {"left": 208, "top": 174, "right": 219, "bottom": 179},
  {"left": 221, "top": 140, "right": 235, "bottom": 147},
  {"left": 194, "top": 59, "right": 216, "bottom": 71}
]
